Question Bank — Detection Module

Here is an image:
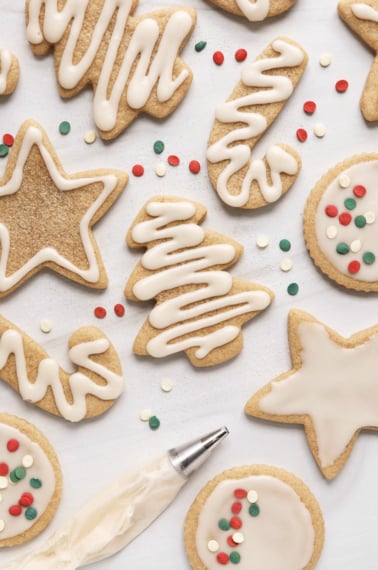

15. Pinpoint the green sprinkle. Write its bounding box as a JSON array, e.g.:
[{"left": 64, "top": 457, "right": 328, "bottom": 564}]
[
  {"left": 218, "top": 518, "right": 230, "bottom": 531},
  {"left": 336, "top": 242, "right": 350, "bottom": 255},
  {"left": 355, "top": 215, "right": 367, "bottom": 228},
  {"left": 363, "top": 252, "right": 375, "bottom": 265},
  {"left": 0, "top": 144, "right": 9, "bottom": 157},
  {"left": 148, "top": 415, "right": 160, "bottom": 430},
  {"left": 25, "top": 507, "right": 38, "bottom": 521},
  {"left": 10, "top": 471, "right": 19, "bottom": 483},
  {"left": 287, "top": 283, "right": 299, "bottom": 296},
  {"left": 195, "top": 41, "right": 207, "bottom": 52},
  {"left": 230, "top": 551, "right": 241, "bottom": 564},
  {"left": 59, "top": 121, "right": 71, "bottom": 135},
  {"left": 153, "top": 140, "right": 165, "bottom": 154},
  {"left": 14, "top": 466, "right": 26, "bottom": 481},
  {"left": 344, "top": 197, "right": 356, "bottom": 210},
  {"left": 249, "top": 503, "right": 260, "bottom": 517},
  {"left": 30, "top": 478, "right": 42, "bottom": 489},
  {"left": 279, "top": 239, "right": 291, "bottom": 252}
]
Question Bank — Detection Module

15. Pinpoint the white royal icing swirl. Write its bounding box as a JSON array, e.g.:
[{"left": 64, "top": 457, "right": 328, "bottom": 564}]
[
  {"left": 130, "top": 200, "right": 271, "bottom": 359},
  {"left": 352, "top": 3, "right": 378, "bottom": 20},
  {"left": 26, "top": 0, "right": 194, "bottom": 132},
  {"left": 0, "top": 50, "right": 12, "bottom": 95},
  {"left": 207, "top": 39, "right": 304, "bottom": 208}
]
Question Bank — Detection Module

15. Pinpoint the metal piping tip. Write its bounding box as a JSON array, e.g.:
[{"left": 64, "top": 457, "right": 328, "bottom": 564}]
[{"left": 168, "top": 426, "right": 229, "bottom": 478}]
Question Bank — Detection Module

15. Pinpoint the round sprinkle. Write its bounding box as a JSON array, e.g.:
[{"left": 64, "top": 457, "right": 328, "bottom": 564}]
[
  {"left": 22, "top": 455, "right": 34, "bottom": 469},
  {"left": 3, "top": 133, "right": 14, "bottom": 147},
  {"left": 84, "top": 130, "right": 97, "bottom": 144},
  {"left": 168, "top": 155, "right": 180, "bottom": 167},
  {"left": 350, "top": 240, "right": 362, "bottom": 253},
  {"left": 19, "top": 493, "right": 34, "bottom": 507},
  {"left": 132, "top": 164, "right": 144, "bottom": 177},
  {"left": 287, "top": 283, "right": 299, "bottom": 296},
  {"left": 325, "top": 204, "right": 338, "bottom": 218},
  {"left": 94, "top": 306, "right": 107, "bottom": 319},
  {"left": 338, "top": 174, "right": 351, "bottom": 189},
  {"left": 339, "top": 212, "right": 352, "bottom": 226},
  {"left": 344, "top": 197, "right": 356, "bottom": 210},
  {"left": 235, "top": 48, "right": 247, "bottom": 62},
  {"left": 25, "top": 507, "right": 38, "bottom": 521},
  {"left": 0, "top": 463, "right": 9, "bottom": 476},
  {"left": 313, "top": 123, "right": 326, "bottom": 138},
  {"left": 0, "top": 144, "right": 9, "bottom": 157},
  {"left": 15, "top": 466, "right": 26, "bottom": 481},
  {"left": 153, "top": 140, "right": 165, "bottom": 154},
  {"left": 195, "top": 41, "right": 207, "bottom": 53},
  {"left": 247, "top": 489, "right": 259, "bottom": 503},
  {"left": 207, "top": 539, "right": 219, "bottom": 553},
  {"left": 303, "top": 100, "right": 316, "bottom": 114},
  {"left": 231, "top": 501, "right": 242, "bottom": 515},
  {"left": 213, "top": 51, "right": 224, "bottom": 65},
  {"left": 336, "top": 242, "right": 350, "bottom": 255},
  {"left": 7, "top": 439, "right": 19, "bottom": 452},
  {"left": 363, "top": 251, "right": 375, "bottom": 265},
  {"left": 160, "top": 377, "right": 174, "bottom": 392},
  {"left": 0, "top": 477, "right": 8, "bottom": 490},
  {"left": 59, "top": 121, "right": 71, "bottom": 135},
  {"left": 232, "top": 532, "right": 245, "bottom": 544},
  {"left": 319, "top": 53, "right": 332, "bottom": 67},
  {"left": 280, "top": 258, "right": 293, "bottom": 272},
  {"left": 139, "top": 409, "right": 152, "bottom": 422},
  {"left": 230, "top": 551, "right": 241, "bottom": 564},
  {"left": 228, "top": 535, "right": 238, "bottom": 547},
  {"left": 155, "top": 162, "right": 167, "bottom": 177},
  {"left": 336, "top": 79, "right": 349, "bottom": 93},
  {"left": 279, "top": 239, "right": 291, "bottom": 252},
  {"left": 189, "top": 160, "right": 201, "bottom": 174},
  {"left": 40, "top": 319, "right": 53, "bottom": 333},
  {"left": 230, "top": 516, "right": 242, "bottom": 530},
  {"left": 218, "top": 518, "right": 230, "bottom": 531},
  {"left": 355, "top": 215, "right": 367, "bottom": 228},
  {"left": 114, "top": 303, "right": 125, "bottom": 317},
  {"left": 148, "top": 415, "right": 160, "bottom": 430},
  {"left": 348, "top": 260, "right": 361, "bottom": 274},
  {"left": 353, "top": 185, "right": 366, "bottom": 198},
  {"left": 256, "top": 234, "right": 269, "bottom": 248},
  {"left": 217, "top": 553, "right": 229, "bottom": 565},
  {"left": 296, "top": 128, "right": 308, "bottom": 142},
  {"left": 326, "top": 225, "right": 338, "bottom": 239},
  {"left": 234, "top": 488, "right": 247, "bottom": 499},
  {"left": 9, "top": 505, "right": 22, "bottom": 517},
  {"left": 30, "top": 478, "right": 42, "bottom": 489},
  {"left": 0, "top": 520, "right": 4, "bottom": 532},
  {"left": 249, "top": 503, "right": 260, "bottom": 517},
  {"left": 365, "top": 211, "right": 376, "bottom": 224}
]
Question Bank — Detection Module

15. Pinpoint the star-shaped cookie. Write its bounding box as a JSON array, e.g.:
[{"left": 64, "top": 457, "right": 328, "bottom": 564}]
[
  {"left": 338, "top": 0, "right": 378, "bottom": 121},
  {"left": 0, "top": 120, "right": 127, "bottom": 296},
  {"left": 245, "top": 310, "right": 378, "bottom": 478}
]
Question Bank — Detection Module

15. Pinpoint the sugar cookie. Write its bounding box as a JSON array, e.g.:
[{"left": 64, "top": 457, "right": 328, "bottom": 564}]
[
  {"left": 0, "top": 50, "right": 19, "bottom": 96},
  {"left": 125, "top": 196, "right": 274, "bottom": 367},
  {"left": 207, "top": 0, "right": 297, "bottom": 22}
]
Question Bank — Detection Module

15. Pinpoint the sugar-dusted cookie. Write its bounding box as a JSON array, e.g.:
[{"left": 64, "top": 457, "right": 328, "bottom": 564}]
[
  {"left": 338, "top": 0, "right": 378, "bottom": 121},
  {"left": 304, "top": 153, "right": 378, "bottom": 291},
  {"left": 125, "top": 196, "right": 274, "bottom": 367},
  {"left": 207, "top": 38, "right": 308, "bottom": 209},
  {"left": 25, "top": 0, "right": 196, "bottom": 140},
  {"left": 0, "top": 315, "right": 123, "bottom": 422},
  {"left": 0, "top": 414, "right": 62, "bottom": 548},
  {"left": 245, "top": 310, "right": 378, "bottom": 479},
  {"left": 0, "top": 50, "right": 19, "bottom": 96},
  {"left": 0, "top": 120, "right": 127, "bottom": 296},
  {"left": 185, "top": 464, "right": 324, "bottom": 569},
  {"left": 207, "top": 0, "right": 297, "bottom": 22}
]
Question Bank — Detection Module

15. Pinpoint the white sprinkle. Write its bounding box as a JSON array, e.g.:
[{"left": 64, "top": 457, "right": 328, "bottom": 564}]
[
  {"left": 22, "top": 455, "right": 34, "bottom": 469},
  {"left": 326, "top": 225, "right": 338, "bottom": 239},
  {"left": 350, "top": 239, "right": 362, "bottom": 253},
  {"left": 139, "top": 409, "right": 152, "bottom": 422},
  {"left": 319, "top": 53, "right": 332, "bottom": 67},
  {"left": 280, "top": 258, "right": 293, "bottom": 272},
  {"left": 247, "top": 489, "right": 259, "bottom": 503},
  {"left": 338, "top": 174, "right": 351, "bottom": 189},
  {"left": 40, "top": 319, "right": 53, "bottom": 334},
  {"left": 0, "top": 520, "right": 5, "bottom": 532},
  {"left": 84, "top": 130, "right": 97, "bottom": 144},
  {"left": 232, "top": 532, "right": 245, "bottom": 544},
  {"left": 155, "top": 163, "right": 166, "bottom": 177},
  {"left": 313, "top": 123, "right": 326, "bottom": 138},
  {"left": 0, "top": 477, "right": 8, "bottom": 490},
  {"left": 207, "top": 540, "right": 219, "bottom": 552},
  {"left": 256, "top": 234, "right": 269, "bottom": 249},
  {"left": 160, "top": 377, "right": 174, "bottom": 392},
  {"left": 365, "top": 211, "right": 376, "bottom": 224}
]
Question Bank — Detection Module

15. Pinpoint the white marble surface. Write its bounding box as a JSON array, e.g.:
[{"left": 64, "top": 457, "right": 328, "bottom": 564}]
[{"left": 0, "top": 0, "right": 378, "bottom": 568}]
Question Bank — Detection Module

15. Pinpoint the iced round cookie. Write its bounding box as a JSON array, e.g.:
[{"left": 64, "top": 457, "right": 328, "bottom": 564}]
[
  {"left": 304, "top": 153, "right": 378, "bottom": 291},
  {"left": 185, "top": 465, "right": 324, "bottom": 570},
  {"left": 0, "top": 414, "right": 62, "bottom": 548}
]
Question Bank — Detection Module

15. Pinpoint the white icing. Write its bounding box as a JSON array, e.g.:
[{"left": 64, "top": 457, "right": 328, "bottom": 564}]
[
  {"left": 0, "top": 324, "right": 123, "bottom": 422},
  {"left": 0, "top": 123, "right": 120, "bottom": 290},
  {"left": 0, "top": 423, "right": 56, "bottom": 541},
  {"left": 207, "top": 39, "right": 304, "bottom": 208},
  {"left": 0, "top": 50, "right": 12, "bottom": 95},
  {"left": 314, "top": 160, "right": 378, "bottom": 282},
  {"left": 235, "top": 0, "right": 269, "bottom": 21},
  {"left": 26, "top": 0, "right": 194, "bottom": 132},
  {"left": 352, "top": 3, "right": 378, "bottom": 21},
  {"left": 3, "top": 455, "right": 185, "bottom": 568},
  {"left": 259, "top": 319, "right": 378, "bottom": 468},
  {"left": 195, "top": 475, "right": 315, "bottom": 570},
  {"left": 130, "top": 200, "right": 271, "bottom": 359}
]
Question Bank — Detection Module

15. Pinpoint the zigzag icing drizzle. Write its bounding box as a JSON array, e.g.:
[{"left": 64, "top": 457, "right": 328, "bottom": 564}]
[{"left": 0, "top": 50, "right": 12, "bottom": 95}]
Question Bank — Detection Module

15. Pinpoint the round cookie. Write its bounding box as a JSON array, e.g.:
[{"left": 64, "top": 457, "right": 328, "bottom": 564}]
[
  {"left": 185, "top": 465, "right": 324, "bottom": 570},
  {"left": 304, "top": 153, "right": 378, "bottom": 291},
  {"left": 0, "top": 414, "right": 62, "bottom": 548}
]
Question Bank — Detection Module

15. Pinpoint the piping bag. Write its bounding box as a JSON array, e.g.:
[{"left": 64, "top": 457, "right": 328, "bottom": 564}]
[{"left": 2, "top": 426, "right": 228, "bottom": 570}]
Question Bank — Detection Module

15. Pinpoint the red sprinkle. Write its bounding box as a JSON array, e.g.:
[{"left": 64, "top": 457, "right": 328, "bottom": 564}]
[
  {"left": 348, "top": 260, "right": 361, "bottom": 274},
  {"left": 168, "top": 155, "right": 180, "bottom": 167},
  {"left": 189, "top": 160, "right": 201, "bottom": 174},
  {"left": 325, "top": 204, "right": 338, "bottom": 218},
  {"left": 9, "top": 505, "right": 22, "bottom": 517},
  {"left": 303, "top": 100, "right": 316, "bottom": 114},
  {"left": 3, "top": 133, "right": 14, "bottom": 147},
  {"left": 353, "top": 185, "right": 367, "bottom": 198},
  {"left": 234, "top": 488, "right": 247, "bottom": 499},
  {"left": 230, "top": 516, "right": 242, "bottom": 529},
  {"left": 339, "top": 212, "right": 352, "bottom": 226},
  {"left": 235, "top": 48, "right": 247, "bottom": 62},
  {"left": 19, "top": 493, "right": 34, "bottom": 507},
  {"left": 213, "top": 51, "right": 224, "bottom": 65},
  {"left": 114, "top": 303, "right": 125, "bottom": 317},
  {"left": 227, "top": 535, "right": 238, "bottom": 547},
  {"left": 0, "top": 463, "right": 9, "bottom": 476},
  {"left": 216, "top": 552, "right": 229, "bottom": 565},
  {"left": 132, "top": 164, "right": 144, "bottom": 177},
  {"left": 336, "top": 79, "right": 349, "bottom": 93},
  {"left": 231, "top": 501, "right": 242, "bottom": 514},
  {"left": 296, "top": 128, "right": 308, "bottom": 142},
  {"left": 94, "top": 306, "right": 107, "bottom": 319},
  {"left": 7, "top": 439, "right": 19, "bottom": 452}
]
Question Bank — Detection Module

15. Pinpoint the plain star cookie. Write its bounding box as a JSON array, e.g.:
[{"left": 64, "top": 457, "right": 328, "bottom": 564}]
[
  {"left": 125, "top": 196, "right": 274, "bottom": 367},
  {"left": 0, "top": 120, "right": 127, "bottom": 296},
  {"left": 206, "top": 0, "right": 297, "bottom": 22},
  {"left": 184, "top": 465, "right": 324, "bottom": 569},
  {"left": 245, "top": 310, "right": 378, "bottom": 479},
  {"left": 0, "top": 314, "right": 124, "bottom": 422},
  {"left": 338, "top": 0, "right": 378, "bottom": 121},
  {"left": 207, "top": 37, "right": 308, "bottom": 209},
  {"left": 25, "top": 0, "right": 196, "bottom": 140},
  {"left": 0, "top": 50, "right": 19, "bottom": 96},
  {"left": 0, "top": 414, "right": 62, "bottom": 548},
  {"left": 304, "top": 153, "right": 378, "bottom": 291}
]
